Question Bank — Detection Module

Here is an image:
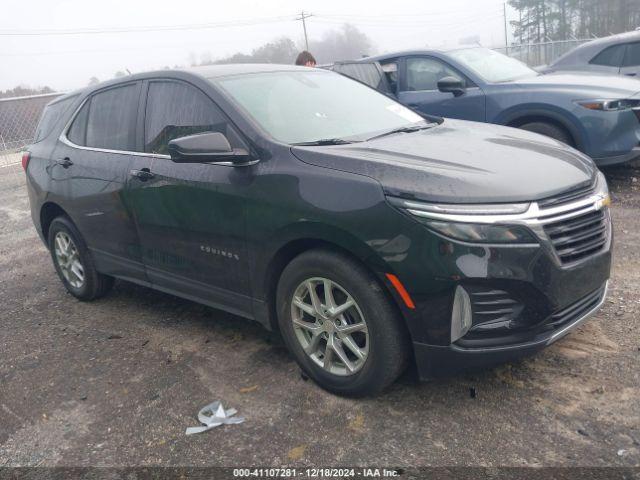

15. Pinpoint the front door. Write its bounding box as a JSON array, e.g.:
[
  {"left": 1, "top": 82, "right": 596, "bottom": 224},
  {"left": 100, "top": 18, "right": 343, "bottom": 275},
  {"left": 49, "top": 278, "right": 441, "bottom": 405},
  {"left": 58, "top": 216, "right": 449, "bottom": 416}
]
[
  {"left": 124, "top": 79, "right": 254, "bottom": 317},
  {"left": 397, "top": 56, "right": 486, "bottom": 121},
  {"left": 52, "top": 82, "right": 147, "bottom": 282}
]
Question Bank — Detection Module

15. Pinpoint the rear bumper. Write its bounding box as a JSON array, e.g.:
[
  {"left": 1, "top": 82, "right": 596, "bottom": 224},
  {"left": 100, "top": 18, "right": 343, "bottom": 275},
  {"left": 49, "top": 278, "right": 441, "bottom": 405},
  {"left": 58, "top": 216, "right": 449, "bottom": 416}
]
[
  {"left": 593, "top": 147, "right": 640, "bottom": 167},
  {"left": 414, "top": 281, "right": 608, "bottom": 379}
]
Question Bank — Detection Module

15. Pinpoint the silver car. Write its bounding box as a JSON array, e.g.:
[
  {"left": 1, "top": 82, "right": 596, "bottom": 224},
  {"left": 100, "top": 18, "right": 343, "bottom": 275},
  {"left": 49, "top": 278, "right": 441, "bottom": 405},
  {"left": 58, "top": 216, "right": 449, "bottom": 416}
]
[{"left": 545, "top": 31, "right": 640, "bottom": 77}]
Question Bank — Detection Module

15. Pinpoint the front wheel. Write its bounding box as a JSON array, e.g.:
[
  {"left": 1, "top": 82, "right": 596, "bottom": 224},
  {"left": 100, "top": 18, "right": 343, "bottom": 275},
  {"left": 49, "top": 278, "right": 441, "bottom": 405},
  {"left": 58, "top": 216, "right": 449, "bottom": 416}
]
[{"left": 276, "top": 250, "right": 409, "bottom": 396}]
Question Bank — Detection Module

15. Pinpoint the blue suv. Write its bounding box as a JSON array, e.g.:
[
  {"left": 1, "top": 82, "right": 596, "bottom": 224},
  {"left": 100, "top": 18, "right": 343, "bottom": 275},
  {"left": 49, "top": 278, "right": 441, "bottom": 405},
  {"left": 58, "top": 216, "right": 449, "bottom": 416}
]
[{"left": 343, "top": 47, "right": 640, "bottom": 166}]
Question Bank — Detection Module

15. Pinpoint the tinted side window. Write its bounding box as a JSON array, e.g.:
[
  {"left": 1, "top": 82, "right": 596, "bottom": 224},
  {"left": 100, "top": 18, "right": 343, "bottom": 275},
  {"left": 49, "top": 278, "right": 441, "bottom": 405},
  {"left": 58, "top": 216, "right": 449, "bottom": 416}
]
[
  {"left": 404, "top": 57, "right": 468, "bottom": 92},
  {"left": 623, "top": 42, "right": 640, "bottom": 67},
  {"left": 145, "top": 81, "right": 233, "bottom": 155},
  {"left": 66, "top": 84, "right": 139, "bottom": 150},
  {"left": 67, "top": 100, "right": 89, "bottom": 146},
  {"left": 33, "top": 96, "right": 76, "bottom": 143},
  {"left": 590, "top": 44, "right": 625, "bottom": 67},
  {"left": 86, "top": 84, "right": 139, "bottom": 150}
]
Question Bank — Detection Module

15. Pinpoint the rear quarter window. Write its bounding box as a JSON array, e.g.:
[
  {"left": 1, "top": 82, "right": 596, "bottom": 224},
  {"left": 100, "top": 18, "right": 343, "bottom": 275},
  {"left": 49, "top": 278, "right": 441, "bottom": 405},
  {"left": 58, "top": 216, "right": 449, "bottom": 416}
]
[{"left": 33, "top": 96, "right": 76, "bottom": 143}]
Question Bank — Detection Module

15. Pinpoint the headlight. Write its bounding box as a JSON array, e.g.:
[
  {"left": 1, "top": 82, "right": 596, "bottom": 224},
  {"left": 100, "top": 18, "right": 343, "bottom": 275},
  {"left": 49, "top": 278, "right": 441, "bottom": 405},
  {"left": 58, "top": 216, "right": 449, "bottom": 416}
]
[
  {"left": 576, "top": 99, "right": 640, "bottom": 111},
  {"left": 594, "top": 170, "right": 611, "bottom": 209},
  {"left": 387, "top": 197, "right": 538, "bottom": 244},
  {"left": 424, "top": 221, "right": 537, "bottom": 244}
]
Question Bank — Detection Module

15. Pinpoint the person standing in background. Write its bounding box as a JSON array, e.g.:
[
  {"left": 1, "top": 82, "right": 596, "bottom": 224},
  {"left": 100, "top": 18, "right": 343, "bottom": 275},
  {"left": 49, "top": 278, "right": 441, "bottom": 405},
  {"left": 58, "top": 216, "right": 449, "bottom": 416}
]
[{"left": 295, "top": 51, "right": 316, "bottom": 67}]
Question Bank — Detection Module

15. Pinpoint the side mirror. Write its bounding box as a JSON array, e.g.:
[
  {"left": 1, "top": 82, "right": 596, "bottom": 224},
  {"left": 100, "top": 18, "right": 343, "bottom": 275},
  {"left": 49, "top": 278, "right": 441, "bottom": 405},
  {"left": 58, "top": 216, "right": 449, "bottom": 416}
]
[
  {"left": 437, "top": 76, "right": 466, "bottom": 97},
  {"left": 167, "top": 132, "right": 252, "bottom": 165}
]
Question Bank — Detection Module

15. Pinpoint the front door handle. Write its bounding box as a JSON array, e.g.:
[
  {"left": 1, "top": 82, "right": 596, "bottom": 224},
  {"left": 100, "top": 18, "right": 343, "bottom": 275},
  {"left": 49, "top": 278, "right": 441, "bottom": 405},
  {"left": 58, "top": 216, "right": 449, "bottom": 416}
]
[
  {"left": 625, "top": 73, "right": 637, "bottom": 76},
  {"left": 130, "top": 168, "right": 155, "bottom": 181},
  {"left": 55, "top": 157, "right": 73, "bottom": 168}
]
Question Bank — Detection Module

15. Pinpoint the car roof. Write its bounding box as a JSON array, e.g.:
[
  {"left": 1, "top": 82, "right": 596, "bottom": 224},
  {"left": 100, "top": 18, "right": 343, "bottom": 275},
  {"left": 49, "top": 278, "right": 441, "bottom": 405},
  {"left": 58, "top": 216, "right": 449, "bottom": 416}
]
[
  {"left": 551, "top": 31, "right": 640, "bottom": 66},
  {"left": 77, "top": 63, "right": 324, "bottom": 98},
  {"left": 365, "top": 45, "right": 483, "bottom": 62},
  {"left": 187, "top": 63, "right": 314, "bottom": 78}
]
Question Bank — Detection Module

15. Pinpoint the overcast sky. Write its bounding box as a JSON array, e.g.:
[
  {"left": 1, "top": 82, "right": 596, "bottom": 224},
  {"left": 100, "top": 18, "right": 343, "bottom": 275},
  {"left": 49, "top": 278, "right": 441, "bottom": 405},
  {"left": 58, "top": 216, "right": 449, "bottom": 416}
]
[{"left": 0, "top": 0, "right": 515, "bottom": 91}]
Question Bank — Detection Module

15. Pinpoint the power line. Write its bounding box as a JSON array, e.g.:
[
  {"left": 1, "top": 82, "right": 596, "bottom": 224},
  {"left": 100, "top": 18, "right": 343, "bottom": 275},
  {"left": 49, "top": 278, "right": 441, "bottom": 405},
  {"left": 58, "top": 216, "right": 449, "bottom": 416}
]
[{"left": 0, "top": 16, "right": 295, "bottom": 36}]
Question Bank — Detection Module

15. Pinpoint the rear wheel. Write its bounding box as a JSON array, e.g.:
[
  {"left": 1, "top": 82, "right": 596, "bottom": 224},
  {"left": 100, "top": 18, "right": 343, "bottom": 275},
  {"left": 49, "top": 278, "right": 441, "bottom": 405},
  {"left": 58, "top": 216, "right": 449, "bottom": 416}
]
[
  {"left": 48, "top": 216, "right": 114, "bottom": 301},
  {"left": 276, "top": 249, "right": 409, "bottom": 396},
  {"left": 518, "top": 121, "right": 572, "bottom": 145}
]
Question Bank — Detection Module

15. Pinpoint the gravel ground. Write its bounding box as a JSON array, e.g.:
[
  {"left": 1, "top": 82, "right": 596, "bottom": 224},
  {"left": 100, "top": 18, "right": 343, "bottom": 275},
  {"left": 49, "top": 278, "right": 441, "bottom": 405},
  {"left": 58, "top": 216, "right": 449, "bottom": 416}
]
[{"left": 0, "top": 161, "right": 638, "bottom": 468}]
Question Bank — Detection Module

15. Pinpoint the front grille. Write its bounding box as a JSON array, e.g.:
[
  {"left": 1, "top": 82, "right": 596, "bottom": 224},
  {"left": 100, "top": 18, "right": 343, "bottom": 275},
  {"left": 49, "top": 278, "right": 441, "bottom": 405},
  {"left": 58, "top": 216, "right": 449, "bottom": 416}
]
[
  {"left": 544, "top": 285, "right": 606, "bottom": 332},
  {"left": 538, "top": 182, "right": 595, "bottom": 209},
  {"left": 543, "top": 208, "right": 608, "bottom": 265}
]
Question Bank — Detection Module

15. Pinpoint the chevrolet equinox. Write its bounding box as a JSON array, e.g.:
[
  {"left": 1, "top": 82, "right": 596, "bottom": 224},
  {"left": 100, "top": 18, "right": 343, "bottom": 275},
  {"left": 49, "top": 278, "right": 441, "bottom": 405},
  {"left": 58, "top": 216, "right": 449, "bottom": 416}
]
[{"left": 24, "top": 64, "right": 612, "bottom": 395}]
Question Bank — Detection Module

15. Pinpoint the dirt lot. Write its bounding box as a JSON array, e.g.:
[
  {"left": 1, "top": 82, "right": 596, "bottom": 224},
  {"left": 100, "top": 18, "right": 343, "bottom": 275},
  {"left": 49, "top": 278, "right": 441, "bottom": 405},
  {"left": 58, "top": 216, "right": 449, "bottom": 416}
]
[{"left": 0, "top": 161, "right": 638, "bottom": 468}]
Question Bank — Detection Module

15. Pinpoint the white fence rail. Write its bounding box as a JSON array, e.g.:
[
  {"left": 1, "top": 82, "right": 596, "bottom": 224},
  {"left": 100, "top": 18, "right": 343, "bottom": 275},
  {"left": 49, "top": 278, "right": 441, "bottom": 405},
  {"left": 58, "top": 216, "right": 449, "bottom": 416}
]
[
  {"left": 0, "top": 93, "right": 62, "bottom": 167},
  {"left": 495, "top": 38, "right": 594, "bottom": 67}
]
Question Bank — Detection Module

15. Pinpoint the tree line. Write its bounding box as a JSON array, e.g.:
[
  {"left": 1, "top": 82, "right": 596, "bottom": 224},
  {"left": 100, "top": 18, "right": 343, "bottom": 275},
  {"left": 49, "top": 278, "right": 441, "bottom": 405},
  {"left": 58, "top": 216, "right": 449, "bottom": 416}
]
[
  {"left": 194, "top": 24, "right": 373, "bottom": 66},
  {"left": 509, "top": 0, "right": 640, "bottom": 44}
]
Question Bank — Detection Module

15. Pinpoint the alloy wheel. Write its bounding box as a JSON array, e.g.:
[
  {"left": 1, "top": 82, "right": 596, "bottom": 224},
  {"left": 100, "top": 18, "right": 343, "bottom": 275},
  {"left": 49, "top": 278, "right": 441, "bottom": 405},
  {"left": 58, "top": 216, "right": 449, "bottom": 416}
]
[
  {"left": 290, "top": 277, "right": 369, "bottom": 376},
  {"left": 53, "top": 231, "right": 85, "bottom": 289}
]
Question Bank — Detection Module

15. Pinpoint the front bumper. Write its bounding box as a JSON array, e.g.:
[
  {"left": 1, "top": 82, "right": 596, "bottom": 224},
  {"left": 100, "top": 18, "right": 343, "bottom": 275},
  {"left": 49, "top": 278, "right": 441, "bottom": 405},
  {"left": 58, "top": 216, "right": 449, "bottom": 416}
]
[
  {"left": 593, "top": 146, "right": 640, "bottom": 167},
  {"left": 413, "top": 282, "right": 608, "bottom": 379}
]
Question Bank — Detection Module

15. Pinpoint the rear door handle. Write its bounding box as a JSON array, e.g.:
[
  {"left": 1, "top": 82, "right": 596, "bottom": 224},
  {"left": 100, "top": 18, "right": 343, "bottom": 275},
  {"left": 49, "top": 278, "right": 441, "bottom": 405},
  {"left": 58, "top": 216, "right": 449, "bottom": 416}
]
[
  {"left": 625, "top": 73, "right": 637, "bottom": 76},
  {"left": 55, "top": 157, "right": 73, "bottom": 168},
  {"left": 129, "top": 168, "right": 155, "bottom": 181}
]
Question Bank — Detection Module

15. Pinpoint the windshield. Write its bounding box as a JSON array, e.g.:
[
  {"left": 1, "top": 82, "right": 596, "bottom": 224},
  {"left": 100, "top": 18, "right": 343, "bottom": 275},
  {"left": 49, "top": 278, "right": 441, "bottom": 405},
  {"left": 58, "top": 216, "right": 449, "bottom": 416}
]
[
  {"left": 215, "top": 70, "right": 424, "bottom": 144},
  {"left": 449, "top": 48, "right": 538, "bottom": 83}
]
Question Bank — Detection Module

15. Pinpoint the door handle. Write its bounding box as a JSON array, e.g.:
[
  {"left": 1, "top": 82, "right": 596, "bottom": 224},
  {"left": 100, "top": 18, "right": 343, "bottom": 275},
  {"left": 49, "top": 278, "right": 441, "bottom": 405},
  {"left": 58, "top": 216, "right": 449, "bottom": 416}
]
[
  {"left": 55, "top": 157, "right": 73, "bottom": 168},
  {"left": 625, "top": 73, "right": 637, "bottom": 76},
  {"left": 130, "top": 168, "right": 155, "bottom": 181}
]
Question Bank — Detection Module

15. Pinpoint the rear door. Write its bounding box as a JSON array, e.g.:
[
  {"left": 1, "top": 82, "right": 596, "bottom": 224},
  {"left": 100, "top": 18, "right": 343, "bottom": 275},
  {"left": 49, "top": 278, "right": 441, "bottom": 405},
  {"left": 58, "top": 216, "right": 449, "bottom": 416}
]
[
  {"left": 397, "top": 56, "right": 486, "bottom": 121},
  {"left": 124, "top": 79, "right": 253, "bottom": 316},
  {"left": 620, "top": 42, "right": 640, "bottom": 77},
  {"left": 52, "top": 82, "right": 147, "bottom": 282}
]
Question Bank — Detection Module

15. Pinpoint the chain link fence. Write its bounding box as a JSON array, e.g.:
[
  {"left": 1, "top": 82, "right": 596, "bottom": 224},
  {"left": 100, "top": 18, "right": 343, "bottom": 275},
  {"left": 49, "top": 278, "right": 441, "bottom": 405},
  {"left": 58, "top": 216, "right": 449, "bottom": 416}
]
[
  {"left": 0, "top": 93, "right": 62, "bottom": 168},
  {"left": 494, "top": 38, "right": 594, "bottom": 67}
]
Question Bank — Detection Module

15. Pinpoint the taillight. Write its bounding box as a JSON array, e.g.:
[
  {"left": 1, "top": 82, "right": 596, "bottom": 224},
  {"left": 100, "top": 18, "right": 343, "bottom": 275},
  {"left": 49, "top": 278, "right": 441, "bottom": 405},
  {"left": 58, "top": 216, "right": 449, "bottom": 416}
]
[{"left": 21, "top": 151, "right": 31, "bottom": 171}]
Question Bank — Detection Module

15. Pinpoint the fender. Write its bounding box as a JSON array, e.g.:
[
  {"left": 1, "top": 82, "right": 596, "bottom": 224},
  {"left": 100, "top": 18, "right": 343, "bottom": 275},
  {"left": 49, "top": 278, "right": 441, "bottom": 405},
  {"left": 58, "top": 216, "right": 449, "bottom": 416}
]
[{"left": 493, "top": 103, "right": 587, "bottom": 153}]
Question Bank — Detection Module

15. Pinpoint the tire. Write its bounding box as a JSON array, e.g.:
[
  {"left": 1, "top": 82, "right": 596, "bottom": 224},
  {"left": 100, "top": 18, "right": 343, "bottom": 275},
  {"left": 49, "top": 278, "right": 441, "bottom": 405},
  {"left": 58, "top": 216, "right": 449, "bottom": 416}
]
[
  {"left": 518, "top": 121, "right": 572, "bottom": 145},
  {"left": 276, "top": 249, "right": 409, "bottom": 396},
  {"left": 47, "top": 216, "right": 114, "bottom": 301}
]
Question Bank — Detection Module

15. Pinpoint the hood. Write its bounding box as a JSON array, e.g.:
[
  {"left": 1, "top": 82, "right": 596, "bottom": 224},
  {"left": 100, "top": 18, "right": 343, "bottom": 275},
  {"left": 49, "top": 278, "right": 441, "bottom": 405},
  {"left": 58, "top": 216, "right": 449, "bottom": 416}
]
[
  {"left": 511, "top": 72, "right": 640, "bottom": 98},
  {"left": 291, "top": 119, "right": 596, "bottom": 204}
]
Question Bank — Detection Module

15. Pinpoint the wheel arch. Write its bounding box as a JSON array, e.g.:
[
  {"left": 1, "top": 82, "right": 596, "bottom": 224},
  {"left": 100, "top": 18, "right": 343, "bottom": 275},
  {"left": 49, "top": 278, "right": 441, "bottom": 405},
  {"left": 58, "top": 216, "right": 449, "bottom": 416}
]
[
  {"left": 40, "top": 201, "right": 71, "bottom": 243},
  {"left": 262, "top": 235, "right": 406, "bottom": 334},
  {"left": 496, "top": 105, "right": 586, "bottom": 151}
]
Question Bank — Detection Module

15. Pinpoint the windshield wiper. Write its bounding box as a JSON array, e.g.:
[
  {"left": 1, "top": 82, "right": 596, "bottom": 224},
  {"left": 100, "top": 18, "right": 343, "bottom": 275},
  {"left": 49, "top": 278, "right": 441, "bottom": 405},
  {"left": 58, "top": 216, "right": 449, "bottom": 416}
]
[
  {"left": 366, "top": 123, "right": 435, "bottom": 141},
  {"left": 291, "top": 138, "right": 359, "bottom": 146}
]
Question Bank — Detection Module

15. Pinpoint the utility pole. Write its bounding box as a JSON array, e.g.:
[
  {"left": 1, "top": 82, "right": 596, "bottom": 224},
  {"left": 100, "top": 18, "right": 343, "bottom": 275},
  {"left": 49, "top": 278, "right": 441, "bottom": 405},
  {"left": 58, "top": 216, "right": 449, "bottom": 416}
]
[
  {"left": 296, "top": 11, "right": 312, "bottom": 51},
  {"left": 503, "top": 3, "right": 509, "bottom": 54}
]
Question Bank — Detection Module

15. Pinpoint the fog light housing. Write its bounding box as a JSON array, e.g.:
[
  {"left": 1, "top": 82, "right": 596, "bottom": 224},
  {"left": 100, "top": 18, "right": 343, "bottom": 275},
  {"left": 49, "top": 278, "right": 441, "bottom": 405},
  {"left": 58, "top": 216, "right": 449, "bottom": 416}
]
[{"left": 451, "top": 286, "right": 472, "bottom": 342}]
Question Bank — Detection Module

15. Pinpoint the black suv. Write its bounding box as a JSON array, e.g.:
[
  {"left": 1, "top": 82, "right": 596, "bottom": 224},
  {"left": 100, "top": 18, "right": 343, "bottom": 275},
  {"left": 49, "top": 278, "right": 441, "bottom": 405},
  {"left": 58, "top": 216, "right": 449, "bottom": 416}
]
[{"left": 25, "top": 64, "right": 612, "bottom": 396}]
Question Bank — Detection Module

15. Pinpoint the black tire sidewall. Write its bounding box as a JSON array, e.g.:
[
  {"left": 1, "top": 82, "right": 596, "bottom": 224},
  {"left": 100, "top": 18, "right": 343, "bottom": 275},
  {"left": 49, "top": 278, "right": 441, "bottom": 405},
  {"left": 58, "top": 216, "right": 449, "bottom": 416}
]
[
  {"left": 47, "top": 217, "right": 98, "bottom": 300},
  {"left": 277, "top": 250, "right": 407, "bottom": 396},
  {"left": 519, "top": 122, "right": 571, "bottom": 145}
]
